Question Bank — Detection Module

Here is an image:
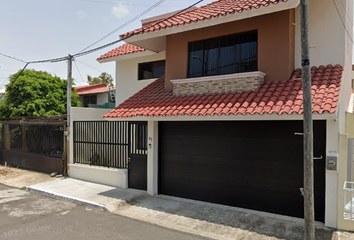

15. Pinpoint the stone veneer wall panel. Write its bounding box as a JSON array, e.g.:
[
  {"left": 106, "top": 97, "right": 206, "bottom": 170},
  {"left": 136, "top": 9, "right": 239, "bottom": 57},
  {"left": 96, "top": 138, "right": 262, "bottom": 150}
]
[{"left": 173, "top": 76, "right": 264, "bottom": 96}]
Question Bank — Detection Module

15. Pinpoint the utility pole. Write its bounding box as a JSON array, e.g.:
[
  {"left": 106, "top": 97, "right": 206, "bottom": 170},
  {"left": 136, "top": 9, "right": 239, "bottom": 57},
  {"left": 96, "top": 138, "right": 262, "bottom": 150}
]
[
  {"left": 300, "top": 0, "right": 315, "bottom": 239},
  {"left": 67, "top": 55, "right": 73, "bottom": 126},
  {"left": 64, "top": 54, "right": 73, "bottom": 177}
]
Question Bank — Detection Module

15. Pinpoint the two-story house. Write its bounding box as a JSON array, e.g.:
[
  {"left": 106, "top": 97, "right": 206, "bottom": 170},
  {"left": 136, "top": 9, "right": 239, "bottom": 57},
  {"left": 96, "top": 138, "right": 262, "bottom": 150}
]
[{"left": 73, "top": 0, "right": 353, "bottom": 231}]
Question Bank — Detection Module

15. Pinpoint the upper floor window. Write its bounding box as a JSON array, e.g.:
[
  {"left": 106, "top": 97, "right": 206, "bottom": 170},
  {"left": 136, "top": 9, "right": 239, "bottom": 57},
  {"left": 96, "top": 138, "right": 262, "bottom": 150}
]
[
  {"left": 83, "top": 95, "right": 97, "bottom": 107},
  {"left": 138, "top": 60, "right": 165, "bottom": 80},
  {"left": 188, "top": 31, "right": 257, "bottom": 78}
]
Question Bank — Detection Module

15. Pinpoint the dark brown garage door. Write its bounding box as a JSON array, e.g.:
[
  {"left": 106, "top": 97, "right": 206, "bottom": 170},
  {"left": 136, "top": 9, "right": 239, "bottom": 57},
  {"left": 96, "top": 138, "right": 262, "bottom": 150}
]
[{"left": 159, "top": 121, "right": 326, "bottom": 222}]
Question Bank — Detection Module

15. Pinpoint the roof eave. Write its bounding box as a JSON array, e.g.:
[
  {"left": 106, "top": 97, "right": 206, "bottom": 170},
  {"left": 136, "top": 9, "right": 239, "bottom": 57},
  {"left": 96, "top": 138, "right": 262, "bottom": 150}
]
[
  {"left": 97, "top": 49, "right": 157, "bottom": 63},
  {"left": 103, "top": 111, "right": 337, "bottom": 122},
  {"left": 124, "top": 0, "right": 300, "bottom": 48}
]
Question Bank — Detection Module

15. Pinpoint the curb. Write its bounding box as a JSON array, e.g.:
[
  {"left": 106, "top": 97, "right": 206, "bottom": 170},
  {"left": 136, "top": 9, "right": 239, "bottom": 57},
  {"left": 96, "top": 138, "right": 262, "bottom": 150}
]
[{"left": 25, "top": 186, "right": 108, "bottom": 212}]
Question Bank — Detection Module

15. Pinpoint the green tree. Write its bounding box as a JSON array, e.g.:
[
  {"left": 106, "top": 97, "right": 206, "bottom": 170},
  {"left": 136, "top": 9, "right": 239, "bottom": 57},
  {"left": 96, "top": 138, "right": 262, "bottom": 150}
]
[
  {"left": 87, "top": 72, "right": 114, "bottom": 87},
  {"left": 0, "top": 69, "right": 80, "bottom": 119}
]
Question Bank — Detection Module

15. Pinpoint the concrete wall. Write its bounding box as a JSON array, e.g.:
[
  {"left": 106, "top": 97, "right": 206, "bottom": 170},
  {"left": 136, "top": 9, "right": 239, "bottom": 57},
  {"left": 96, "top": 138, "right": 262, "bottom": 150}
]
[
  {"left": 68, "top": 164, "right": 127, "bottom": 188},
  {"left": 165, "top": 9, "right": 295, "bottom": 89},
  {"left": 68, "top": 107, "right": 127, "bottom": 188},
  {"left": 97, "top": 92, "right": 109, "bottom": 105},
  {"left": 115, "top": 51, "right": 166, "bottom": 105}
]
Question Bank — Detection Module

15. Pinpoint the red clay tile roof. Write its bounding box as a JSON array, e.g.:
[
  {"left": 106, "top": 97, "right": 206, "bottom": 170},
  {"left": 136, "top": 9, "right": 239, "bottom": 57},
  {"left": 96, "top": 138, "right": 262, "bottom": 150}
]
[
  {"left": 102, "top": 65, "right": 342, "bottom": 119},
  {"left": 76, "top": 83, "right": 115, "bottom": 95},
  {"left": 120, "top": 0, "right": 295, "bottom": 38},
  {"left": 97, "top": 43, "right": 145, "bottom": 61}
]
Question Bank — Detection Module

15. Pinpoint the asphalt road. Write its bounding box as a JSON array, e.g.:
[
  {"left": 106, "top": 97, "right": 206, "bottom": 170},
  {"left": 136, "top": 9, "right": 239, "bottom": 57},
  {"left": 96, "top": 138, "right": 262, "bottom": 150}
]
[{"left": 0, "top": 183, "right": 211, "bottom": 240}]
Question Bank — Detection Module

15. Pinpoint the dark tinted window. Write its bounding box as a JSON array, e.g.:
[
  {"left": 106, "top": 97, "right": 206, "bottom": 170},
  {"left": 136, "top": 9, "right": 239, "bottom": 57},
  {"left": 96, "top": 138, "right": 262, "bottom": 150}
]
[
  {"left": 188, "top": 31, "right": 257, "bottom": 78},
  {"left": 138, "top": 60, "right": 165, "bottom": 80}
]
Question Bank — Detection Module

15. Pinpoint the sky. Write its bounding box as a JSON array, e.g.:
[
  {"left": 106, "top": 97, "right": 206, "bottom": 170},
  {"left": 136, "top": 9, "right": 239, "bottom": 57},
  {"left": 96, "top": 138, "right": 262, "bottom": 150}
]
[
  {"left": 1, "top": 0, "right": 353, "bottom": 92},
  {"left": 0, "top": 0, "right": 215, "bottom": 90}
]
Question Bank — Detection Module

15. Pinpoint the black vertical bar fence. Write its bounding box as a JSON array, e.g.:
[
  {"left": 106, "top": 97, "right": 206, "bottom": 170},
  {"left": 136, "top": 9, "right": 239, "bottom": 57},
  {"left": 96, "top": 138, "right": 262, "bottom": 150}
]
[
  {"left": 73, "top": 121, "right": 130, "bottom": 169},
  {"left": 1, "top": 122, "right": 65, "bottom": 158}
]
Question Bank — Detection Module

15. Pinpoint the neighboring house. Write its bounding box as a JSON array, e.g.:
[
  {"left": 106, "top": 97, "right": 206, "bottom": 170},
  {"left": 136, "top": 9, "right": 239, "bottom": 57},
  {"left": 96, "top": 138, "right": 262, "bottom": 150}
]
[
  {"left": 97, "top": 43, "right": 165, "bottom": 106},
  {"left": 75, "top": 83, "right": 116, "bottom": 109},
  {"left": 71, "top": 0, "right": 354, "bottom": 231}
]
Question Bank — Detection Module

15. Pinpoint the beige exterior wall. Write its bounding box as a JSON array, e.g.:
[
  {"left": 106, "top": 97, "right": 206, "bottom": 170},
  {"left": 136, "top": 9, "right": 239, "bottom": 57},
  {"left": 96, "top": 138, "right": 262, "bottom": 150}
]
[
  {"left": 115, "top": 51, "right": 166, "bottom": 105},
  {"left": 164, "top": 9, "right": 295, "bottom": 89}
]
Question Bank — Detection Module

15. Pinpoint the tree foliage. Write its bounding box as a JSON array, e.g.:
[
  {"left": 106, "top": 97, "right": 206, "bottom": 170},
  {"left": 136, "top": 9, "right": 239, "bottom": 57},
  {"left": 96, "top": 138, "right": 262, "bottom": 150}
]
[
  {"left": 0, "top": 69, "right": 80, "bottom": 119},
  {"left": 87, "top": 72, "right": 114, "bottom": 87}
]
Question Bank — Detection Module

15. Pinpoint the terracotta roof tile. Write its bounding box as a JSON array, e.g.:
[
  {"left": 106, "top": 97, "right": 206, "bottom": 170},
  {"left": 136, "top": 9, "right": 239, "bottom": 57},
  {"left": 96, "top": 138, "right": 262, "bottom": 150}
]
[
  {"left": 75, "top": 83, "right": 115, "bottom": 95},
  {"left": 120, "top": 0, "right": 295, "bottom": 38},
  {"left": 97, "top": 43, "right": 145, "bottom": 61},
  {"left": 102, "top": 64, "right": 343, "bottom": 119}
]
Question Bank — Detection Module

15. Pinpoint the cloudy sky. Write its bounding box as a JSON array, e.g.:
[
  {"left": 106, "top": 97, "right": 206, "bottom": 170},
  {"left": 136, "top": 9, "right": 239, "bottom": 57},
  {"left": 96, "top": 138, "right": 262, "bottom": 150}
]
[{"left": 0, "top": 0, "right": 214, "bottom": 90}]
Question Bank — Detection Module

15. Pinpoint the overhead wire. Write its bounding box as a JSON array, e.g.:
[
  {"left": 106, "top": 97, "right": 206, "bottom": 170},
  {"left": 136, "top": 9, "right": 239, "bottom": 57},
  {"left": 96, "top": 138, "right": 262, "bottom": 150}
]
[
  {"left": 333, "top": 0, "right": 353, "bottom": 43},
  {"left": 73, "top": 59, "right": 87, "bottom": 85},
  {"left": 0, "top": 62, "right": 29, "bottom": 99},
  {"left": 0, "top": 0, "right": 204, "bottom": 96},
  {"left": 0, "top": 53, "right": 27, "bottom": 63},
  {"left": 74, "top": 0, "right": 205, "bottom": 58},
  {"left": 75, "top": 59, "right": 103, "bottom": 73},
  {"left": 77, "top": 0, "right": 185, "bottom": 7},
  {"left": 78, "top": 0, "right": 167, "bottom": 52}
]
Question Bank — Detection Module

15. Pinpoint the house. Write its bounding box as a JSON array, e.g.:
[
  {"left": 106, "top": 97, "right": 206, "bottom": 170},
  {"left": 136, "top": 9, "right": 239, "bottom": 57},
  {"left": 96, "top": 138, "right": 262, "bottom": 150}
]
[
  {"left": 70, "top": 0, "right": 354, "bottom": 231},
  {"left": 75, "top": 83, "right": 116, "bottom": 109}
]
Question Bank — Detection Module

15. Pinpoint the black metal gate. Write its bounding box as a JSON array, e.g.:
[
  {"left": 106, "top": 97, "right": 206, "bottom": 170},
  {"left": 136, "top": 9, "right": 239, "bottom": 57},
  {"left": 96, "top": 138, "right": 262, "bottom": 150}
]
[
  {"left": 1, "top": 119, "right": 66, "bottom": 174},
  {"left": 128, "top": 122, "right": 148, "bottom": 190},
  {"left": 73, "top": 121, "right": 129, "bottom": 168},
  {"left": 73, "top": 121, "right": 148, "bottom": 190}
]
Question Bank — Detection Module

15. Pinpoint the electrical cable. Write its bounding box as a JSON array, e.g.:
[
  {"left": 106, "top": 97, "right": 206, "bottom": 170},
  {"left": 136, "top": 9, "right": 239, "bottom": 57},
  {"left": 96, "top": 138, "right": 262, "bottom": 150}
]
[
  {"left": 333, "top": 0, "right": 353, "bottom": 43},
  {"left": 0, "top": 53, "right": 27, "bottom": 63},
  {"left": 78, "top": 0, "right": 167, "bottom": 53},
  {"left": 75, "top": 59, "right": 103, "bottom": 73},
  {"left": 0, "top": 0, "right": 204, "bottom": 101},
  {"left": 0, "top": 62, "right": 29, "bottom": 99},
  {"left": 73, "top": 59, "right": 87, "bottom": 85},
  {"left": 77, "top": 0, "right": 185, "bottom": 7},
  {"left": 74, "top": 0, "right": 204, "bottom": 58},
  {"left": 0, "top": 0, "right": 204, "bottom": 88}
]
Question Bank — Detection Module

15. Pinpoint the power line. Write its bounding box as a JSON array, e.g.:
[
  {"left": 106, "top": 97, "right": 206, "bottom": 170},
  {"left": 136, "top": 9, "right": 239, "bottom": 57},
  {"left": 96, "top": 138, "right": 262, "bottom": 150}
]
[
  {"left": 77, "top": 0, "right": 184, "bottom": 7},
  {"left": 0, "top": 0, "right": 203, "bottom": 102},
  {"left": 2, "top": 0, "right": 204, "bottom": 65},
  {"left": 75, "top": 0, "right": 204, "bottom": 58},
  {"left": 73, "top": 59, "right": 87, "bottom": 85},
  {"left": 75, "top": 59, "right": 103, "bottom": 73},
  {"left": 0, "top": 53, "right": 27, "bottom": 63},
  {"left": 333, "top": 0, "right": 353, "bottom": 43},
  {"left": 78, "top": 0, "right": 167, "bottom": 53},
  {"left": 0, "top": 63, "right": 29, "bottom": 99}
]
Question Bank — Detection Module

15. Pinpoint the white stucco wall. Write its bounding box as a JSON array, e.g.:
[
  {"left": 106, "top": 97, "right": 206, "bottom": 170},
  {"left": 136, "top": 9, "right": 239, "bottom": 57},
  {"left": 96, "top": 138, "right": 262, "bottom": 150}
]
[
  {"left": 68, "top": 107, "right": 127, "bottom": 188},
  {"left": 294, "top": 0, "right": 346, "bottom": 68},
  {"left": 115, "top": 51, "right": 166, "bottom": 105},
  {"left": 97, "top": 92, "right": 109, "bottom": 105}
]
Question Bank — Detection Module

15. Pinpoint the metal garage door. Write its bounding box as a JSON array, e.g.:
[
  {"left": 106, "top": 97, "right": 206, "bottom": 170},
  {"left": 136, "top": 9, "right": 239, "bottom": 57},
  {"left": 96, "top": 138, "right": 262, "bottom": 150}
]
[{"left": 159, "top": 121, "right": 326, "bottom": 222}]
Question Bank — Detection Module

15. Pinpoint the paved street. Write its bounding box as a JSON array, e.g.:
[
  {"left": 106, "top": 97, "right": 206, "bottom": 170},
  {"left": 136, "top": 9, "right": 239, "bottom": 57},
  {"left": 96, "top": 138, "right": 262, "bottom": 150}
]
[{"left": 0, "top": 183, "right": 210, "bottom": 240}]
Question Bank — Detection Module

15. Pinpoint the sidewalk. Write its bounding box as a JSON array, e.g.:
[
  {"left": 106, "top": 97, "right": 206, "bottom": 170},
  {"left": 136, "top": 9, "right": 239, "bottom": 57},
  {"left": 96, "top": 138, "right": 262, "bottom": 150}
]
[
  {"left": 0, "top": 165, "right": 54, "bottom": 188},
  {"left": 25, "top": 177, "right": 354, "bottom": 240}
]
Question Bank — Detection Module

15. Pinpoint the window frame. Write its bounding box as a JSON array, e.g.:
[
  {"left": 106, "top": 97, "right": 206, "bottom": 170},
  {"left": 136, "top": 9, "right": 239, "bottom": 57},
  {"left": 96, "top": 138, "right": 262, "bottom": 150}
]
[
  {"left": 187, "top": 30, "right": 258, "bottom": 78},
  {"left": 138, "top": 60, "right": 166, "bottom": 80}
]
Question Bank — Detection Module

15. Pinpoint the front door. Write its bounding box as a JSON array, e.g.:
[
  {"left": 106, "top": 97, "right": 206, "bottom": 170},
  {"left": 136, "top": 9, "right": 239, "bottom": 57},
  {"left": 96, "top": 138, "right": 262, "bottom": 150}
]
[{"left": 128, "top": 122, "right": 147, "bottom": 190}]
